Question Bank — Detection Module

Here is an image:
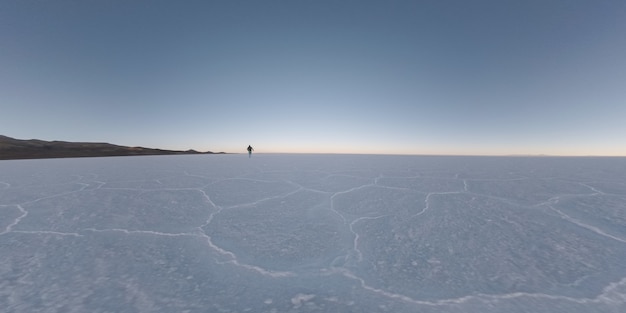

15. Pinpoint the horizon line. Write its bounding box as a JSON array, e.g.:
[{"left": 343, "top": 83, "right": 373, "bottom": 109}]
[{"left": 240, "top": 152, "right": 626, "bottom": 158}]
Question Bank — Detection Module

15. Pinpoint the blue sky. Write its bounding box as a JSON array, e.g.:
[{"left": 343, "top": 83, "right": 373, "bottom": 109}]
[{"left": 1, "top": 0, "right": 625, "bottom": 155}]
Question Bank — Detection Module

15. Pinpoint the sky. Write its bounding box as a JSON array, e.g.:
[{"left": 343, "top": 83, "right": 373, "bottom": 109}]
[{"left": 1, "top": 0, "right": 625, "bottom": 156}]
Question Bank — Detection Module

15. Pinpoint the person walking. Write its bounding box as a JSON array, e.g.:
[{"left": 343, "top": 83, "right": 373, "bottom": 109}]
[{"left": 247, "top": 145, "right": 254, "bottom": 158}]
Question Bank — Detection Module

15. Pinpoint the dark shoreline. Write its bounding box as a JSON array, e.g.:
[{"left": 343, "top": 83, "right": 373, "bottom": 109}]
[{"left": 0, "top": 135, "right": 225, "bottom": 160}]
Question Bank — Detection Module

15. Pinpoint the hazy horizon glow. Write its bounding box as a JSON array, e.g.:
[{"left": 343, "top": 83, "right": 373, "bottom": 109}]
[{"left": 1, "top": 1, "right": 625, "bottom": 156}]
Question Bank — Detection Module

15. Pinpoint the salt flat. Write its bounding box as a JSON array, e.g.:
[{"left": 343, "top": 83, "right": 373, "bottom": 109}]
[{"left": 1, "top": 154, "right": 625, "bottom": 312}]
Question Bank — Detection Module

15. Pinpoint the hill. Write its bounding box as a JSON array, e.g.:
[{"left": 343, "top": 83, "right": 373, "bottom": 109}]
[{"left": 0, "top": 135, "right": 223, "bottom": 160}]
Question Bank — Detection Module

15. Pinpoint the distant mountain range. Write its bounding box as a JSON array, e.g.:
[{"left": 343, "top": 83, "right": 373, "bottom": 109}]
[{"left": 0, "top": 135, "right": 224, "bottom": 160}]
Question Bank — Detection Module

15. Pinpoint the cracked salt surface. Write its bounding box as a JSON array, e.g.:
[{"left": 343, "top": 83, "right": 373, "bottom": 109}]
[{"left": 1, "top": 154, "right": 626, "bottom": 312}]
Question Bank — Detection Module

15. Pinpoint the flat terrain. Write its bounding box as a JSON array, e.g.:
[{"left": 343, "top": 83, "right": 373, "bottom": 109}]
[{"left": 1, "top": 154, "right": 625, "bottom": 312}]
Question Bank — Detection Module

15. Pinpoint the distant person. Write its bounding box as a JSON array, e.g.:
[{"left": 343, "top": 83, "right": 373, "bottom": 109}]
[{"left": 247, "top": 145, "right": 254, "bottom": 158}]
